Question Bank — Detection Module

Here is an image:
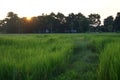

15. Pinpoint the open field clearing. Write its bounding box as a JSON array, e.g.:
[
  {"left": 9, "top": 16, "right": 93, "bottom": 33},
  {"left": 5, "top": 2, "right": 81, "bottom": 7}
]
[{"left": 0, "top": 33, "right": 120, "bottom": 80}]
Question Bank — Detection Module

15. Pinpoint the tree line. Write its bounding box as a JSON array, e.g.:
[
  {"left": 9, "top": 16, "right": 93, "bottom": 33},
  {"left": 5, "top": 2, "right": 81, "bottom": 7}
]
[{"left": 0, "top": 12, "right": 120, "bottom": 33}]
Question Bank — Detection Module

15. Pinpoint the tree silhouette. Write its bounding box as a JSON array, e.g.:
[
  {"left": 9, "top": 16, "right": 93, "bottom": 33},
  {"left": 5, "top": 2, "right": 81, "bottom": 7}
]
[
  {"left": 113, "top": 12, "right": 120, "bottom": 32},
  {"left": 104, "top": 16, "right": 114, "bottom": 32},
  {"left": 1, "top": 11, "right": 120, "bottom": 33},
  {"left": 5, "top": 12, "right": 19, "bottom": 33},
  {"left": 88, "top": 14, "right": 101, "bottom": 32}
]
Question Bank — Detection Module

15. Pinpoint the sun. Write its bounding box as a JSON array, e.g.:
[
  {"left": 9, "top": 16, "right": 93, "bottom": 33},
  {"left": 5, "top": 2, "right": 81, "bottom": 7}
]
[{"left": 26, "top": 17, "right": 32, "bottom": 21}]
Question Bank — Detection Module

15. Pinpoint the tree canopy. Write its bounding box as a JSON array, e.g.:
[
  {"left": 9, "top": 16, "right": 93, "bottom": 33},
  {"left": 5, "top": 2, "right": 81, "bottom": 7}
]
[{"left": 0, "top": 12, "right": 120, "bottom": 33}]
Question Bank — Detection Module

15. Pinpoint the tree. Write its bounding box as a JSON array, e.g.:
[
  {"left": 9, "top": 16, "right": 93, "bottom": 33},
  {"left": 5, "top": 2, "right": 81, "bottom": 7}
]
[
  {"left": 56, "top": 12, "right": 66, "bottom": 32},
  {"left": 5, "top": 12, "right": 19, "bottom": 33},
  {"left": 88, "top": 14, "right": 101, "bottom": 32},
  {"left": 65, "top": 13, "right": 89, "bottom": 33},
  {"left": 66, "top": 13, "right": 76, "bottom": 32},
  {"left": 113, "top": 12, "right": 120, "bottom": 32},
  {"left": 104, "top": 16, "right": 114, "bottom": 32},
  {"left": 0, "top": 19, "right": 8, "bottom": 33},
  {"left": 56, "top": 12, "right": 65, "bottom": 24},
  {"left": 75, "top": 13, "right": 89, "bottom": 32},
  {"left": 45, "top": 14, "right": 55, "bottom": 33}
]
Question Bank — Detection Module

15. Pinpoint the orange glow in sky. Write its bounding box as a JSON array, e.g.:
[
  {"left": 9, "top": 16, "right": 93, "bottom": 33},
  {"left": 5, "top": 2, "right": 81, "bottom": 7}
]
[{"left": 26, "top": 17, "right": 32, "bottom": 21}]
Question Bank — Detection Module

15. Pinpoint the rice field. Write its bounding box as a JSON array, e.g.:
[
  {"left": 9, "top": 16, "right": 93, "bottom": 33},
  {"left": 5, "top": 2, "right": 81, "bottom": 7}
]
[
  {"left": 0, "top": 34, "right": 74, "bottom": 80},
  {"left": 0, "top": 33, "right": 120, "bottom": 80},
  {"left": 98, "top": 40, "right": 120, "bottom": 80}
]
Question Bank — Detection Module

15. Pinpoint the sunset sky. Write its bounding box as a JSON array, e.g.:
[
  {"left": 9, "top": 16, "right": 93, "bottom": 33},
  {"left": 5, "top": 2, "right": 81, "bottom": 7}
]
[{"left": 0, "top": 0, "right": 120, "bottom": 21}]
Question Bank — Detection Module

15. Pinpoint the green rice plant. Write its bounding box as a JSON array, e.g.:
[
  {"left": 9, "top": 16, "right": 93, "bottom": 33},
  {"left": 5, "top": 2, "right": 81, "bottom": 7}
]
[
  {"left": 87, "top": 36, "right": 115, "bottom": 53},
  {"left": 0, "top": 35, "right": 74, "bottom": 80},
  {"left": 0, "top": 33, "right": 120, "bottom": 80},
  {"left": 98, "top": 42, "right": 120, "bottom": 80}
]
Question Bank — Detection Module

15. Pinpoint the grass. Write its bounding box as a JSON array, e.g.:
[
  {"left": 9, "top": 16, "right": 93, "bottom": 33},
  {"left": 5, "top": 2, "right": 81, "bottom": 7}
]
[
  {"left": 0, "top": 35, "right": 73, "bottom": 80},
  {"left": 0, "top": 33, "right": 120, "bottom": 80},
  {"left": 98, "top": 42, "right": 120, "bottom": 80}
]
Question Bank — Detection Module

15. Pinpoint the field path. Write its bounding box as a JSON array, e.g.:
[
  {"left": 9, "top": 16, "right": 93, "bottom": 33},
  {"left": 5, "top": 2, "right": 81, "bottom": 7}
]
[{"left": 55, "top": 37, "right": 99, "bottom": 80}]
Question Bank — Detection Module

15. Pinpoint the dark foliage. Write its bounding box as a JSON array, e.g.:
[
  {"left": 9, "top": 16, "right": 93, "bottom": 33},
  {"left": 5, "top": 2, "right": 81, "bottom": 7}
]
[{"left": 0, "top": 12, "right": 120, "bottom": 33}]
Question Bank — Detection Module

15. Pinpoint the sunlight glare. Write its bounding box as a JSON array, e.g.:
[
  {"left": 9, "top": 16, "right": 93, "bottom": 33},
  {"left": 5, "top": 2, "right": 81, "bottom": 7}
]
[{"left": 26, "top": 17, "right": 32, "bottom": 21}]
